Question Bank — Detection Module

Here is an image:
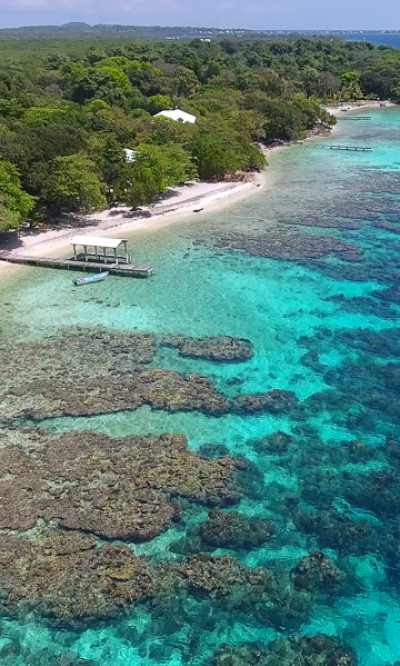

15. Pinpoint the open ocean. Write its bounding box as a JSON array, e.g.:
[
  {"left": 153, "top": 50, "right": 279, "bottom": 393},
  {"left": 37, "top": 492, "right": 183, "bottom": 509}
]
[
  {"left": 2, "top": 108, "right": 400, "bottom": 665},
  {"left": 338, "top": 33, "right": 400, "bottom": 47}
]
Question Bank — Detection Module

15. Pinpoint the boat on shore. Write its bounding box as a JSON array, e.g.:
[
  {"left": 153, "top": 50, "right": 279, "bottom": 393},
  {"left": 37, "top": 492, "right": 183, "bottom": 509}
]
[{"left": 73, "top": 271, "right": 109, "bottom": 286}]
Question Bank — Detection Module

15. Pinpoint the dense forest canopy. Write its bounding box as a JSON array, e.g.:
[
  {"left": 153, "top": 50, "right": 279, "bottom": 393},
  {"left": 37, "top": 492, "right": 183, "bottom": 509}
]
[{"left": 0, "top": 34, "right": 399, "bottom": 229}]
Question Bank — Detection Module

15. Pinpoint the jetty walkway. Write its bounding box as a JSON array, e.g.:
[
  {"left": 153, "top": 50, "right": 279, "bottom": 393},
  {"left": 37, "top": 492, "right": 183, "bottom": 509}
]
[
  {"left": 0, "top": 253, "right": 154, "bottom": 277},
  {"left": 327, "top": 145, "right": 372, "bottom": 152}
]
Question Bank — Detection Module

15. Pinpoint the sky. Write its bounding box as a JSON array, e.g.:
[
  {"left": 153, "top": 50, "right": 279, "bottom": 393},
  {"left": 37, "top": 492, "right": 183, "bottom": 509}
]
[{"left": 0, "top": 0, "right": 399, "bottom": 31}]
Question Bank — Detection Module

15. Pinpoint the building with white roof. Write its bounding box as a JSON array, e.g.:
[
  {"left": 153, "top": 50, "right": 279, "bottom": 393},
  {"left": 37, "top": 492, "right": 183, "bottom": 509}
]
[
  {"left": 154, "top": 109, "right": 196, "bottom": 124},
  {"left": 123, "top": 148, "right": 137, "bottom": 163}
]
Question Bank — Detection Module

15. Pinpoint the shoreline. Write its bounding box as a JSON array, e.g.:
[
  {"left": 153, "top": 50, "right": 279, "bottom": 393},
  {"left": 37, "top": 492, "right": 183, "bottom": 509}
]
[
  {"left": 0, "top": 172, "right": 268, "bottom": 276},
  {"left": 1, "top": 100, "right": 394, "bottom": 276},
  {"left": 323, "top": 99, "right": 396, "bottom": 116}
]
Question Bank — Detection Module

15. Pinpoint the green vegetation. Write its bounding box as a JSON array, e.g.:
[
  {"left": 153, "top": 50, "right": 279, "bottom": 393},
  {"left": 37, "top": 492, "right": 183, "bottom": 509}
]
[
  {"left": 0, "top": 160, "right": 35, "bottom": 230},
  {"left": 1, "top": 33, "right": 399, "bottom": 229}
]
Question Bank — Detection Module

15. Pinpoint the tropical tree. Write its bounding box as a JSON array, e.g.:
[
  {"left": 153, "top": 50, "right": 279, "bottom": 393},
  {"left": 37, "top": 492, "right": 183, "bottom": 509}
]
[
  {"left": 119, "top": 144, "right": 195, "bottom": 207},
  {"left": 148, "top": 94, "right": 173, "bottom": 115},
  {"left": 38, "top": 154, "right": 107, "bottom": 214},
  {"left": 173, "top": 67, "right": 200, "bottom": 98},
  {"left": 0, "top": 159, "right": 35, "bottom": 230},
  {"left": 192, "top": 131, "right": 240, "bottom": 180},
  {"left": 88, "top": 134, "right": 125, "bottom": 203}
]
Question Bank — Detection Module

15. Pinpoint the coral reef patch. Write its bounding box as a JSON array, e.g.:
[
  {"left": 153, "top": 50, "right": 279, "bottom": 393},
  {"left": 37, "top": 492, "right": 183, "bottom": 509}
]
[
  {"left": 161, "top": 335, "right": 254, "bottom": 362},
  {"left": 200, "top": 509, "right": 275, "bottom": 549},
  {"left": 0, "top": 428, "right": 244, "bottom": 539},
  {"left": 215, "top": 229, "right": 363, "bottom": 262},
  {"left": 213, "top": 635, "right": 357, "bottom": 666},
  {"left": 4, "top": 371, "right": 298, "bottom": 420}
]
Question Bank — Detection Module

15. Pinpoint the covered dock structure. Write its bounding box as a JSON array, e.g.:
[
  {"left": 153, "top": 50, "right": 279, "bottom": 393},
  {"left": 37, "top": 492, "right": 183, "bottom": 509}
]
[
  {"left": 0, "top": 234, "right": 154, "bottom": 278},
  {"left": 70, "top": 236, "right": 131, "bottom": 264}
]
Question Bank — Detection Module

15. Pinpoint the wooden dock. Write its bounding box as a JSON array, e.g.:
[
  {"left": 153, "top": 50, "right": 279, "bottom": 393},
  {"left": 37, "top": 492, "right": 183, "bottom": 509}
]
[
  {"left": 341, "top": 116, "right": 371, "bottom": 121},
  {"left": 328, "top": 145, "right": 372, "bottom": 152},
  {"left": 0, "top": 253, "right": 154, "bottom": 277}
]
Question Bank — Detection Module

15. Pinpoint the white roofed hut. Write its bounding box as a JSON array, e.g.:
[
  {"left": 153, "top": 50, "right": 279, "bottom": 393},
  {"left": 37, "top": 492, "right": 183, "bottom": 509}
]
[
  {"left": 70, "top": 236, "right": 130, "bottom": 265},
  {"left": 154, "top": 109, "right": 196, "bottom": 124},
  {"left": 123, "top": 148, "right": 137, "bottom": 163}
]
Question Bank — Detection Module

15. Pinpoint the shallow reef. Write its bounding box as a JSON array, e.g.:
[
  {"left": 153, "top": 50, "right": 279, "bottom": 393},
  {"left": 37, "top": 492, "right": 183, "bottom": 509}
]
[
  {"left": 215, "top": 229, "right": 363, "bottom": 262},
  {"left": 293, "top": 507, "right": 378, "bottom": 556},
  {"left": 0, "top": 529, "right": 311, "bottom": 628},
  {"left": 200, "top": 509, "right": 275, "bottom": 549},
  {"left": 0, "top": 325, "right": 301, "bottom": 422},
  {"left": 4, "top": 370, "right": 299, "bottom": 420},
  {"left": 283, "top": 216, "right": 362, "bottom": 229},
  {"left": 0, "top": 328, "right": 157, "bottom": 392},
  {"left": 4, "top": 113, "right": 400, "bottom": 666},
  {"left": 0, "top": 428, "right": 246, "bottom": 539},
  {"left": 161, "top": 335, "right": 254, "bottom": 362},
  {"left": 213, "top": 634, "right": 357, "bottom": 666},
  {"left": 290, "top": 551, "right": 347, "bottom": 593}
]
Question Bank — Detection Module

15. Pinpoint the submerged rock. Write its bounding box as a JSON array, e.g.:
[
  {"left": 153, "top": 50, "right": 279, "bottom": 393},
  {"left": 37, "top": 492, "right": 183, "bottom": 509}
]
[
  {"left": 161, "top": 335, "right": 254, "bottom": 362},
  {"left": 291, "top": 551, "right": 347, "bottom": 592},
  {"left": 384, "top": 435, "right": 400, "bottom": 462},
  {"left": 6, "top": 370, "right": 299, "bottom": 421},
  {"left": 178, "top": 554, "right": 311, "bottom": 627},
  {"left": 0, "top": 531, "right": 310, "bottom": 628},
  {"left": 229, "top": 458, "right": 267, "bottom": 500},
  {"left": 252, "top": 430, "right": 293, "bottom": 455},
  {"left": 199, "top": 443, "right": 230, "bottom": 460},
  {"left": 327, "top": 294, "right": 397, "bottom": 321},
  {"left": 200, "top": 510, "right": 275, "bottom": 550},
  {"left": 294, "top": 508, "right": 377, "bottom": 556},
  {"left": 216, "top": 229, "right": 363, "bottom": 262},
  {"left": 0, "top": 327, "right": 157, "bottom": 393},
  {"left": 342, "top": 470, "right": 400, "bottom": 519},
  {"left": 284, "top": 217, "right": 362, "bottom": 230},
  {"left": 213, "top": 634, "right": 357, "bottom": 666},
  {"left": 169, "top": 532, "right": 204, "bottom": 556},
  {"left": 0, "top": 429, "right": 243, "bottom": 540},
  {"left": 0, "top": 532, "right": 172, "bottom": 625},
  {"left": 232, "top": 389, "right": 299, "bottom": 415}
]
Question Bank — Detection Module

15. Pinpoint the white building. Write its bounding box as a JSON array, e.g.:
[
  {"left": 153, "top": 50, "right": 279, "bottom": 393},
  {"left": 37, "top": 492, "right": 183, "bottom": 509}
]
[
  {"left": 123, "top": 148, "right": 137, "bottom": 163},
  {"left": 154, "top": 109, "right": 197, "bottom": 124}
]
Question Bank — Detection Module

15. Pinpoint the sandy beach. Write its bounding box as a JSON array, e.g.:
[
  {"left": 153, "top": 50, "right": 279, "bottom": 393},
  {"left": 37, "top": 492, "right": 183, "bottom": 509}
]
[
  {"left": 323, "top": 99, "right": 396, "bottom": 116},
  {"left": 0, "top": 172, "right": 267, "bottom": 276},
  {"left": 1, "top": 101, "right": 393, "bottom": 276}
]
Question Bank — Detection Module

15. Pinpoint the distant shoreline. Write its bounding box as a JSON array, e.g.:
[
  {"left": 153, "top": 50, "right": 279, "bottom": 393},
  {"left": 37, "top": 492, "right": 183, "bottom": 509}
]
[{"left": 323, "top": 99, "right": 396, "bottom": 116}]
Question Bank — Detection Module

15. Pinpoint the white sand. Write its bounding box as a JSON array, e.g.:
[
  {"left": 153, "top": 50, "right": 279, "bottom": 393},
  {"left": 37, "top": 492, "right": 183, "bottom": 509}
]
[
  {"left": 0, "top": 175, "right": 265, "bottom": 275},
  {"left": 323, "top": 99, "right": 396, "bottom": 116},
  {"left": 0, "top": 117, "right": 349, "bottom": 277}
]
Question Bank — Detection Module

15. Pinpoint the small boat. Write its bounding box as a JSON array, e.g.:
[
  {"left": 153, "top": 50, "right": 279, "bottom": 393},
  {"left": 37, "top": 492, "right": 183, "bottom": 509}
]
[
  {"left": 193, "top": 208, "right": 203, "bottom": 213},
  {"left": 73, "top": 271, "right": 109, "bottom": 286}
]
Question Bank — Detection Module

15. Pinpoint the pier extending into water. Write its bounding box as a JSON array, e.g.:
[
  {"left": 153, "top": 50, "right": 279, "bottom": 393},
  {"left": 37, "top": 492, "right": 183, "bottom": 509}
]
[
  {"left": 328, "top": 145, "right": 372, "bottom": 152},
  {"left": 0, "top": 235, "right": 154, "bottom": 277},
  {"left": 0, "top": 254, "right": 154, "bottom": 277},
  {"left": 341, "top": 116, "right": 372, "bottom": 121}
]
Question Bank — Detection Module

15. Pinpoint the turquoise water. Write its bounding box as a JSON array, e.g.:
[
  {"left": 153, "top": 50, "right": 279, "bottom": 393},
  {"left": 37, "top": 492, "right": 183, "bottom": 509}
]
[{"left": 2, "top": 108, "right": 400, "bottom": 664}]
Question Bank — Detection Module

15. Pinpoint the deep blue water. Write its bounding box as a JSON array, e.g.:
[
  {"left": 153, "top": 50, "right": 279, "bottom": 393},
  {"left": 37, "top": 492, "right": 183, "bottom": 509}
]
[
  {"left": 2, "top": 108, "right": 400, "bottom": 665},
  {"left": 337, "top": 32, "right": 400, "bottom": 47}
]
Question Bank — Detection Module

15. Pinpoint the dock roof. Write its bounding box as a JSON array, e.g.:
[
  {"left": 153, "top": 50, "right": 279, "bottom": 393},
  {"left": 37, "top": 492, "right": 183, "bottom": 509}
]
[{"left": 70, "top": 236, "right": 128, "bottom": 249}]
